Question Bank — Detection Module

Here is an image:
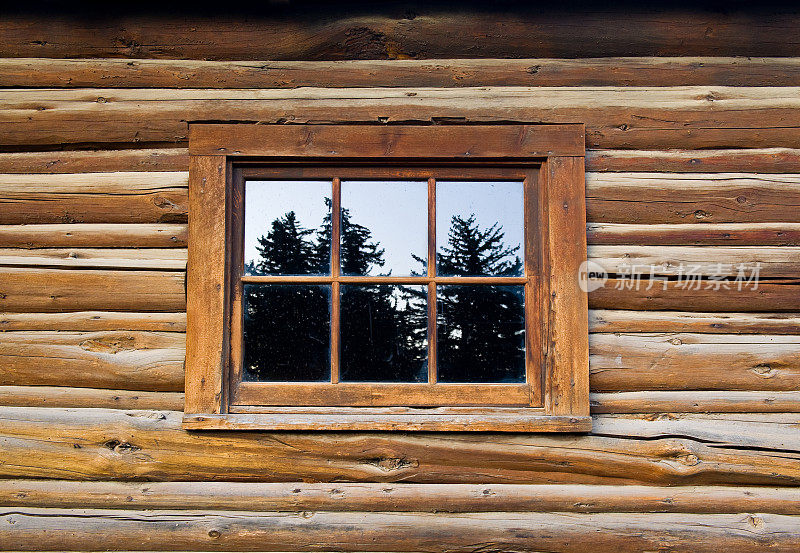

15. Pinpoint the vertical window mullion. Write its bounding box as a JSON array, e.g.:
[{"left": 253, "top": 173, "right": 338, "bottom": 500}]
[
  {"left": 427, "top": 177, "right": 437, "bottom": 384},
  {"left": 330, "top": 177, "right": 342, "bottom": 384}
]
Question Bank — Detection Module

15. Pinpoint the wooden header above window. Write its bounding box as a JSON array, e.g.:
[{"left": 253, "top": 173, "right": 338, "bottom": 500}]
[{"left": 184, "top": 124, "right": 589, "bottom": 432}]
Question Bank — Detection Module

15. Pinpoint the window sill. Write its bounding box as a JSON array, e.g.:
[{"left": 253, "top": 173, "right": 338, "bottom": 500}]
[{"left": 182, "top": 408, "right": 592, "bottom": 432}]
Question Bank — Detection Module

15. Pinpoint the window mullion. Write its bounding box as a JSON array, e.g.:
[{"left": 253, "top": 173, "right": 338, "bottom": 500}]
[
  {"left": 427, "top": 177, "right": 437, "bottom": 385},
  {"left": 331, "top": 177, "right": 342, "bottom": 384}
]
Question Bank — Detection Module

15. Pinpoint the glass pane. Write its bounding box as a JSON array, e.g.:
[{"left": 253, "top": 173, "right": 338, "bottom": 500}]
[
  {"left": 436, "top": 285, "right": 525, "bottom": 383},
  {"left": 436, "top": 181, "right": 524, "bottom": 276},
  {"left": 242, "top": 284, "right": 331, "bottom": 382},
  {"left": 340, "top": 284, "right": 428, "bottom": 382},
  {"left": 340, "top": 181, "right": 427, "bottom": 276},
  {"left": 244, "top": 180, "right": 331, "bottom": 276}
]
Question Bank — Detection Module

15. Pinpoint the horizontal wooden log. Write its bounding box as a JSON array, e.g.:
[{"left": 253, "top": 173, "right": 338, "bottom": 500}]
[
  {"left": 2, "top": 87, "right": 800, "bottom": 149},
  {"left": 588, "top": 245, "right": 800, "bottom": 277},
  {"left": 0, "top": 311, "right": 186, "bottom": 332},
  {"left": 589, "top": 310, "right": 800, "bottom": 334},
  {"left": 587, "top": 148, "right": 800, "bottom": 173},
  {"left": 0, "top": 407, "right": 798, "bottom": 485},
  {"left": 0, "top": 248, "right": 186, "bottom": 270},
  {"left": 0, "top": 172, "right": 188, "bottom": 224},
  {"left": 590, "top": 333, "right": 800, "bottom": 392},
  {"left": 0, "top": 331, "right": 185, "bottom": 392},
  {"left": 588, "top": 223, "right": 800, "bottom": 245},
  {"left": 8, "top": 57, "right": 800, "bottom": 88},
  {"left": 3, "top": 9, "right": 800, "bottom": 59},
  {"left": 586, "top": 173, "right": 800, "bottom": 224},
  {"left": 1, "top": 147, "right": 798, "bottom": 176},
  {"left": 589, "top": 278, "right": 800, "bottom": 312},
  {"left": 591, "top": 391, "right": 800, "bottom": 413},
  {"left": 0, "top": 386, "right": 184, "bottom": 410},
  {"left": 0, "top": 223, "right": 188, "bottom": 248},
  {"left": 0, "top": 268, "right": 185, "bottom": 312},
  {"left": 2, "top": 508, "right": 798, "bottom": 553},
  {"left": 2, "top": 480, "right": 799, "bottom": 514},
  {"left": 0, "top": 148, "right": 188, "bottom": 174}
]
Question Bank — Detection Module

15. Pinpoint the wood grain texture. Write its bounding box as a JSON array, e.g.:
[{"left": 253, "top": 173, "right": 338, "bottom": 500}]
[
  {"left": 8, "top": 57, "right": 800, "bottom": 88},
  {"left": 2, "top": 508, "right": 798, "bottom": 552},
  {"left": 591, "top": 391, "right": 800, "bottom": 414},
  {"left": 0, "top": 386, "right": 184, "bottom": 410},
  {"left": 3, "top": 10, "right": 800, "bottom": 59},
  {"left": 0, "top": 148, "right": 188, "bottom": 174},
  {"left": 2, "top": 480, "right": 799, "bottom": 514},
  {"left": 588, "top": 148, "right": 800, "bottom": 173},
  {"left": 589, "top": 278, "right": 800, "bottom": 312},
  {"left": 590, "top": 333, "right": 800, "bottom": 392},
  {"left": 0, "top": 331, "right": 185, "bottom": 392},
  {"left": 0, "top": 248, "right": 186, "bottom": 270},
  {"left": 2, "top": 87, "right": 800, "bottom": 149},
  {"left": 0, "top": 407, "right": 798, "bottom": 485},
  {"left": 586, "top": 173, "right": 800, "bottom": 224},
  {"left": 589, "top": 310, "right": 800, "bottom": 335},
  {"left": 588, "top": 223, "right": 800, "bottom": 246},
  {"left": 0, "top": 311, "right": 186, "bottom": 332},
  {"left": 0, "top": 223, "right": 187, "bottom": 248},
  {"left": 0, "top": 171, "right": 188, "bottom": 224},
  {"left": 0, "top": 268, "right": 185, "bottom": 312}
]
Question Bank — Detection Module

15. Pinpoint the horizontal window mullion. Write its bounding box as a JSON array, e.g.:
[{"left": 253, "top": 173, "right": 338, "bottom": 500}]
[{"left": 241, "top": 275, "right": 530, "bottom": 285}]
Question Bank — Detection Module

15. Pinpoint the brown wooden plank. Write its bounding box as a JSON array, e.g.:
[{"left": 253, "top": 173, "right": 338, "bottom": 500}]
[
  {"left": 591, "top": 391, "right": 800, "bottom": 414},
  {"left": 588, "top": 223, "right": 800, "bottom": 246},
  {"left": 0, "top": 171, "right": 188, "bottom": 224},
  {"left": 589, "top": 310, "right": 800, "bottom": 335},
  {"left": 588, "top": 278, "right": 800, "bottom": 312},
  {"left": 0, "top": 248, "right": 186, "bottom": 270},
  {"left": 0, "top": 223, "right": 188, "bottom": 248},
  {"left": 0, "top": 407, "right": 798, "bottom": 485},
  {"left": 190, "top": 123, "right": 585, "bottom": 158},
  {"left": 0, "top": 311, "right": 186, "bottom": 332},
  {"left": 2, "top": 480, "right": 799, "bottom": 514},
  {"left": 3, "top": 87, "right": 800, "bottom": 149},
  {"left": 586, "top": 173, "right": 800, "bottom": 224},
  {"left": 2, "top": 508, "right": 798, "bottom": 553},
  {"left": 587, "top": 148, "right": 800, "bottom": 173},
  {"left": 0, "top": 267, "right": 185, "bottom": 313},
  {"left": 8, "top": 58, "right": 800, "bottom": 88},
  {"left": 0, "top": 331, "right": 185, "bottom": 392},
  {"left": 544, "top": 156, "right": 589, "bottom": 417},
  {"left": 3, "top": 10, "right": 800, "bottom": 59},
  {"left": 0, "top": 148, "right": 188, "bottom": 174},
  {"left": 590, "top": 333, "right": 800, "bottom": 392},
  {"left": 0, "top": 386, "right": 184, "bottom": 410},
  {"left": 588, "top": 245, "right": 800, "bottom": 277},
  {"left": 185, "top": 156, "right": 227, "bottom": 415}
]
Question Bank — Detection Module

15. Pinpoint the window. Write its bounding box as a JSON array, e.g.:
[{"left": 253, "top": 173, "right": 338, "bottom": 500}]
[{"left": 185, "top": 124, "right": 589, "bottom": 431}]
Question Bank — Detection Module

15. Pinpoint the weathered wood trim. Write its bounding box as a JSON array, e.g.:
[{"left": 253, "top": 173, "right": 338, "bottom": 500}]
[
  {"left": 1, "top": 481, "right": 798, "bottom": 514},
  {"left": 184, "top": 411, "right": 591, "bottom": 432},
  {"left": 1, "top": 407, "right": 798, "bottom": 485},
  {"left": 1, "top": 508, "right": 797, "bottom": 552},
  {"left": 185, "top": 156, "right": 228, "bottom": 416},
  {"left": 189, "top": 123, "right": 585, "bottom": 158}
]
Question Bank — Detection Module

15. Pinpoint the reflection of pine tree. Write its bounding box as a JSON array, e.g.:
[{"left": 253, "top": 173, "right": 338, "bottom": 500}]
[
  {"left": 243, "top": 211, "right": 329, "bottom": 381},
  {"left": 434, "top": 215, "right": 525, "bottom": 383}
]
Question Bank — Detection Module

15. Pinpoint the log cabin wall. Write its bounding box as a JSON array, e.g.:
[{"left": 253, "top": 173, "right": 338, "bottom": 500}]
[{"left": 1, "top": 3, "right": 799, "bottom": 551}]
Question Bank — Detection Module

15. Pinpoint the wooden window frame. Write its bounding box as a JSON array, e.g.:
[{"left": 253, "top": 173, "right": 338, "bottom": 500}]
[{"left": 184, "top": 124, "right": 590, "bottom": 432}]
